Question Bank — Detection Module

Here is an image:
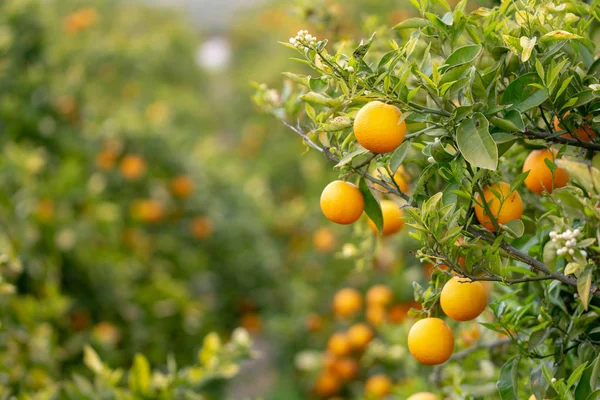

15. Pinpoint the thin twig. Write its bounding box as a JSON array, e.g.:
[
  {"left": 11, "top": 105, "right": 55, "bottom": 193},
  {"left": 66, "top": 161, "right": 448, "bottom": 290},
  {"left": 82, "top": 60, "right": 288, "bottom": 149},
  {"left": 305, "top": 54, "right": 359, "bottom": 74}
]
[{"left": 523, "top": 129, "right": 600, "bottom": 151}]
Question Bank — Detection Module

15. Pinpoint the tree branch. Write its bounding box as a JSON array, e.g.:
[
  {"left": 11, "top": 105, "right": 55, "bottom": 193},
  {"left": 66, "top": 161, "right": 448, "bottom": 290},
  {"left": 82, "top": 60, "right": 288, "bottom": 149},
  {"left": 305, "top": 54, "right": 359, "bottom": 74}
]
[{"left": 523, "top": 129, "right": 600, "bottom": 151}]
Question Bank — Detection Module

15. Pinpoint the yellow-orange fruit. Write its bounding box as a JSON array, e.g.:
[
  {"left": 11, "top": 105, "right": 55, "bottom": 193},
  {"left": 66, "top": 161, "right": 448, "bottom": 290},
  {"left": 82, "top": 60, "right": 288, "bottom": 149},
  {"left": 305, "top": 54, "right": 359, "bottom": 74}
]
[
  {"left": 408, "top": 318, "right": 454, "bottom": 365},
  {"left": 553, "top": 114, "right": 596, "bottom": 142},
  {"left": 407, "top": 393, "right": 440, "bottom": 400},
  {"left": 313, "top": 227, "right": 337, "bottom": 253},
  {"left": 333, "top": 288, "right": 363, "bottom": 318},
  {"left": 314, "top": 373, "right": 341, "bottom": 398},
  {"left": 459, "top": 323, "right": 481, "bottom": 348},
  {"left": 366, "top": 284, "right": 394, "bottom": 308},
  {"left": 364, "top": 374, "right": 392, "bottom": 398},
  {"left": 354, "top": 101, "right": 406, "bottom": 153},
  {"left": 327, "top": 333, "right": 352, "bottom": 357},
  {"left": 119, "top": 154, "right": 146, "bottom": 180},
  {"left": 130, "top": 200, "right": 164, "bottom": 223},
  {"left": 375, "top": 166, "right": 410, "bottom": 193},
  {"left": 368, "top": 200, "right": 404, "bottom": 236},
  {"left": 305, "top": 313, "right": 324, "bottom": 333},
  {"left": 523, "top": 149, "right": 569, "bottom": 194},
  {"left": 240, "top": 313, "right": 262, "bottom": 334},
  {"left": 440, "top": 277, "right": 488, "bottom": 321},
  {"left": 170, "top": 175, "right": 194, "bottom": 198},
  {"left": 388, "top": 303, "right": 411, "bottom": 324},
  {"left": 190, "top": 216, "right": 213, "bottom": 239},
  {"left": 366, "top": 305, "right": 386, "bottom": 327},
  {"left": 320, "top": 181, "right": 365, "bottom": 224},
  {"left": 331, "top": 357, "right": 359, "bottom": 382},
  {"left": 473, "top": 182, "right": 523, "bottom": 232},
  {"left": 347, "top": 323, "right": 374, "bottom": 351},
  {"left": 93, "top": 322, "right": 120, "bottom": 345}
]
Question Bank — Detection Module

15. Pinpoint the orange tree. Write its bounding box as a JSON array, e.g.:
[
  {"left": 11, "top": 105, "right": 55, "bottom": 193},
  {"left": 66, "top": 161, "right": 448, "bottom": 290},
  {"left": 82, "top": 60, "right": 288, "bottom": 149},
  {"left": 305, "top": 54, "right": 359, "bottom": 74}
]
[{"left": 256, "top": 0, "right": 600, "bottom": 398}]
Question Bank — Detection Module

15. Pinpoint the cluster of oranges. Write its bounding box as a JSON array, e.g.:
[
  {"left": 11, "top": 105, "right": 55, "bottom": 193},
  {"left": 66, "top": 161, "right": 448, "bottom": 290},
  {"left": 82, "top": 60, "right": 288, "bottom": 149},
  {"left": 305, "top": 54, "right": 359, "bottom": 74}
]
[
  {"left": 63, "top": 7, "right": 98, "bottom": 35},
  {"left": 94, "top": 141, "right": 212, "bottom": 239},
  {"left": 313, "top": 285, "right": 439, "bottom": 399}
]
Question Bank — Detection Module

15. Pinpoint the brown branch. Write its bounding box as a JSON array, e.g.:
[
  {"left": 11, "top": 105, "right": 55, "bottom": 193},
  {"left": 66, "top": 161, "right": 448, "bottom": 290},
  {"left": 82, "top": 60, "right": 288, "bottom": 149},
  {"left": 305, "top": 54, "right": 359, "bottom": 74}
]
[{"left": 523, "top": 129, "right": 600, "bottom": 151}]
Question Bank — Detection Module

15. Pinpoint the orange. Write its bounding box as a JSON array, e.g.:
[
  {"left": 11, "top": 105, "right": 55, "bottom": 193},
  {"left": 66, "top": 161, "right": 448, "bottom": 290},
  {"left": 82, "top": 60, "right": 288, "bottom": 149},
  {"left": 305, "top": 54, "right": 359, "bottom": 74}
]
[
  {"left": 347, "top": 323, "right": 374, "bottom": 351},
  {"left": 388, "top": 303, "right": 411, "bottom": 323},
  {"left": 368, "top": 200, "right": 404, "bottom": 236},
  {"left": 553, "top": 113, "right": 596, "bottom": 142},
  {"left": 473, "top": 182, "right": 523, "bottom": 232},
  {"left": 320, "top": 181, "right": 365, "bottom": 224},
  {"left": 305, "top": 313, "right": 324, "bottom": 333},
  {"left": 240, "top": 313, "right": 262, "bottom": 334},
  {"left": 459, "top": 323, "right": 480, "bottom": 347},
  {"left": 314, "top": 373, "right": 341, "bottom": 398},
  {"left": 93, "top": 322, "right": 120, "bottom": 345},
  {"left": 313, "top": 227, "right": 337, "bottom": 253},
  {"left": 190, "top": 216, "right": 213, "bottom": 239},
  {"left": 440, "top": 277, "right": 488, "bottom": 321},
  {"left": 523, "top": 149, "right": 569, "bottom": 194},
  {"left": 366, "top": 305, "right": 386, "bottom": 327},
  {"left": 170, "top": 175, "right": 194, "bottom": 198},
  {"left": 366, "top": 285, "right": 394, "bottom": 308},
  {"left": 407, "top": 393, "right": 439, "bottom": 400},
  {"left": 146, "top": 102, "right": 170, "bottom": 124},
  {"left": 95, "top": 148, "right": 117, "bottom": 170},
  {"left": 408, "top": 318, "right": 454, "bottom": 365},
  {"left": 354, "top": 101, "right": 406, "bottom": 153},
  {"left": 130, "top": 200, "right": 164, "bottom": 223},
  {"left": 119, "top": 154, "right": 146, "bottom": 180},
  {"left": 364, "top": 374, "right": 392, "bottom": 398},
  {"left": 331, "top": 357, "right": 359, "bottom": 382},
  {"left": 327, "top": 333, "right": 352, "bottom": 357},
  {"left": 36, "top": 198, "right": 56, "bottom": 222},
  {"left": 333, "top": 288, "right": 362, "bottom": 318},
  {"left": 375, "top": 166, "right": 409, "bottom": 193},
  {"left": 64, "top": 8, "right": 98, "bottom": 34}
]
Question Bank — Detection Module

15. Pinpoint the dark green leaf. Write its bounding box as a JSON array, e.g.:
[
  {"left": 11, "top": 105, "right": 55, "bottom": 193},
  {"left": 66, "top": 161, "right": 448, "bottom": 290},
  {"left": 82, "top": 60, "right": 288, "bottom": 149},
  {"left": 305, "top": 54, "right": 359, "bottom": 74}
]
[
  {"left": 359, "top": 177, "right": 383, "bottom": 234},
  {"left": 456, "top": 113, "right": 498, "bottom": 170},
  {"left": 390, "top": 141, "right": 410, "bottom": 173},
  {"left": 497, "top": 357, "right": 520, "bottom": 400},
  {"left": 502, "top": 73, "right": 548, "bottom": 112}
]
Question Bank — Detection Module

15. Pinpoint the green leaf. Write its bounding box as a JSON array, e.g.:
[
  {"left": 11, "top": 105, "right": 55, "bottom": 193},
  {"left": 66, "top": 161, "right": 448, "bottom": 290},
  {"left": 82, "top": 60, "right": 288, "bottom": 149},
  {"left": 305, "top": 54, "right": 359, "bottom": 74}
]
[
  {"left": 390, "top": 141, "right": 410, "bottom": 173},
  {"left": 456, "top": 113, "right": 498, "bottom": 170},
  {"left": 359, "top": 177, "right": 383, "bottom": 234},
  {"left": 308, "top": 76, "right": 328, "bottom": 92},
  {"left": 575, "top": 355, "right": 600, "bottom": 399},
  {"left": 520, "top": 36, "right": 537, "bottom": 62},
  {"left": 577, "top": 265, "right": 593, "bottom": 310},
  {"left": 300, "top": 92, "right": 342, "bottom": 107},
  {"left": 528, "top": 330, "right": 549, "bottom": 351},
  {"left": 83, "top": 346, "right": 104, "bottom": 375},
  {"left": 441, "top": 45, "right": 482, "bottom": 72},
  {"left": 567, "top": 362, "right": 588, "bottom": 389},
  {"left": 393, "top": 18, "right": 431, "bottom": 30},
  {"left": 497, "top": 356, "right": 520, "bottom": 400},
  {"left": 129, "top": 354, "right": 151, "bottom": 394},
  {"left": 502, "top": 73, "right": 548, "bottom": 112},
  {"left": 335, "top": 148, "right": 369, "bottom": 168},
  {"left": 353, "top": 33, "right": 376, "bottom": 60},
  {"left": 503, "top": 220, "right": 524, "bottom": 238}
]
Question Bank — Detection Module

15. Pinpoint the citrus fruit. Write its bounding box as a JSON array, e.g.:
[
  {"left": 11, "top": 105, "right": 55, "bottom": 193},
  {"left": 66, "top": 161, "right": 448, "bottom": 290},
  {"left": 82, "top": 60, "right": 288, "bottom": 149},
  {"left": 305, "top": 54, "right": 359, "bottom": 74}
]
[
  {"left": 313, "top": 227, "right": 337, "bottom": 253},
  {"left": 440, "top": 276, "right": 488, "bottom": 321},
  {"left": 320, "top": 181, "right": 365, "bottom": 224},
  {"left": 407, "top": 393, "right": 439, "bottom": 400},
  {"left": 408, "top": 318, "right": 454, "bottom": 365},
  {"left": 190, "top": 216, "right": 213, "bottom": 239},
  {"left": 388, "top": 303, "right": 411, "bottom": 324},
  {"left": 347, "top": 323, "right": 374, "bottom": 351},
  {"left": 331, "top": 357, "right": 359, "bottom": 382},
  {"left": 333, "top": 288, "right": 362, "bottom": 318},
  {"left": 523, "top": 149, "right": 569, "bottom": 194},
  {"left": 375, "top": 166, "right": 409, "bottom": 193},
  {"left": 473, "top": 182, "right": 523, "bottom": 232},
  {"left": 553, "top": 113, "right": 596, "bottom": 142},
  {"left": 366, "top": 305, "right": 386, "bottom": 326},
  {"left": 366, "top": 284, "right": 394, "bottom": 307},
  {"left": 364, "top": 374, "right": 392, "bottom": 398},
  {"left": 130, "top": 200, "right": 164, "bottom": 223},
  {"left": 368, "top": 200, "right": 404, "bottom": 236},
  {"left": 119, "top": 154, "right": 146, "bottom": 180},
  {"left": 459, "top": 323, "right": 480, "bottom": 347},
  {"left": 314, "top": 372, "right": 340, "bottom": 397},
  {"left": 354, "top": 101, "right": 406, "bottom": 153},
  {"left": 327, "top": 333, "right": 352, "bottom": 357},
  {"left": 170, "top": 175, "right": 194, "bottom": 198},
  {"left": 305, "top": 313, "right": 324, "bottom": 333}
]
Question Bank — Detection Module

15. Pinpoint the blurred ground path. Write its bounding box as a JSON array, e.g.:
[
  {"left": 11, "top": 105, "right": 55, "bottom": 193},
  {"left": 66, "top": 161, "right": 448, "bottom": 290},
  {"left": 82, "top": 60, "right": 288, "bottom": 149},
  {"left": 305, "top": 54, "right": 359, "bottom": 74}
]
[{"left": 227, "top": 336, "right": 277, "bottom": 398}]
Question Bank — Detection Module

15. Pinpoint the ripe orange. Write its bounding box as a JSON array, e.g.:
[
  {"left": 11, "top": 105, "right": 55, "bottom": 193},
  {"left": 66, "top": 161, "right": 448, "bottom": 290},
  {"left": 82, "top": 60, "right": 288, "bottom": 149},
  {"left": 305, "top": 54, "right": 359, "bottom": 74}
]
[
  {"left": 170, "top": 175, "right": 194, "bottom": 199},
  {"left": 190, "top": 216, "right": 213, "bottom": 239},
  {"left": 364, "top": 374, "right": 392, "bottom": 398},
  {"left": 368, "top": 200, "right": 404, "bottom": 236},
  {"left": 119, "top": 154, "right": 146, "bottom": 180},
  {"left": 327, "top": 333, "right": 352, "bottom": 357},
  {"left": 333, "top": 288, "right": 363, "bottom": 318},
  {"left": 408, "top": 318, "right": 454, "bottom": 365},
  {"left": 354, "top": 101, "right": 406, "bottom": 153},
  {"left": 95, "top": 148, "right": 117, "bottom": 170},
  {"left": 366, "top": 305, "right": 386, "bottom": 327},
  {"left": 320, "top": 181, "right": 365, "bottom": 224},
  {"left": 440, "top": 277, "right": 488, "bottom": 321},
  {"left": 407, "top": 393, "right": 439, "bottom": 400},
  {"left": 459, "top": 323, "right": 480, "bottom": 347},
  {"left": 523, "top": 149, "right": 569, "bottom": 194},
  {"left": 553, "top": 113, "right": 596, "bottom": 142},
  {"left": 388, "top": 303, "right": 411, "bottom": 323},
  {"left": 93, "top": 322, "right": 120, "bottom": 345},
  {"left": 313, "top": 227, "right": 337, "bottom": 253},
  {"left": 130, "top": 200, "right": 164, "bottom": 223},
  {"left": 64, "top": 8, "right": 98, "bottom": 34},
  {"left": 305, "top": 313, "right": 324, "bottom": 333},
  {"left": 240, "top": 313, "right": 262, "bottom": 334},
  {"left": 36, "top": 198, "right": 56, "bottom": 222},
  {"left": 314, "top": 372, "right": 341, "bottom": 397},
  {"left": 347, "top": 323, "right": 374, "bottom": 351},
  {"left": 331, "top": 357, "right": 359, "bottom": 382},
  {"left": 366, "top": 284, "right": 394, "bottom": 308},
  {"left": 375, "top": 166, "right": 409, "bottom": 193},
  {"left": 473, "top": 182, "right": 523, "bottom": 232}
]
